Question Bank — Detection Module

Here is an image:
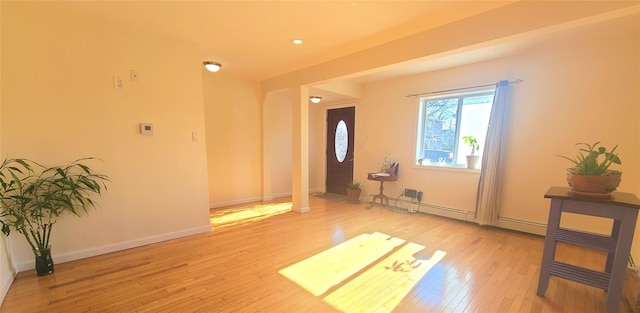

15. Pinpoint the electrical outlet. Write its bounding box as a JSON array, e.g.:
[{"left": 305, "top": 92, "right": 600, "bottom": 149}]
[
  {"left": 404, "top": 189, "right": 417, "bottom": 198},
  {"left": 130, "top": 70, "right": 139, "bottom": 81}
]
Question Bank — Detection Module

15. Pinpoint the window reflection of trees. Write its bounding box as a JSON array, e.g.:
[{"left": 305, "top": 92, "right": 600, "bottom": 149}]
[
  {"left": 423, "top": 99, "right": 458, "bottom": 161},
  {"left": 420, "top": 94, "right": 493, "bottom": 164}
]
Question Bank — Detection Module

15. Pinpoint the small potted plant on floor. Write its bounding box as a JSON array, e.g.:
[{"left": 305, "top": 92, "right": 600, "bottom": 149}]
[
  {"left": 463, "top": 135, "right": 480, "bottom": 169},
  {"left": 346, "top": 181, "right": 362, "bottom": 204},
  {"left": 557, "top": 141, "right": 622, "bottom": 196},
  {"left": 0, "top": 158, "right": 108, "bottom": 276}
]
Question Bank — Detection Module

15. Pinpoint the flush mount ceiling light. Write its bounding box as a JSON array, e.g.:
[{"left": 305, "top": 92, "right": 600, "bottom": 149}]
[
  {"left": 203, "top": 61, "right": 222, "bottom": 72},
  {"left": 293, "top": 39, "right": 303, "bottom": 45},
  {"left": 309, "top": 96, "right": 322, "bottom": 104}
]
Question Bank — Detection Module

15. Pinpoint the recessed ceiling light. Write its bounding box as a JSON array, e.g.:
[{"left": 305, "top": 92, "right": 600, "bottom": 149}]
[{"left": 293, "top": 39, "right": 303, "bottom": 45}]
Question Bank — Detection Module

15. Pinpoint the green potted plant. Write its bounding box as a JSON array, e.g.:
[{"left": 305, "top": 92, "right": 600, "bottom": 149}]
[
  {"left": 557, "top": 142, "right": 622, "bottom": 195},
  {"left": 0, "top": 157, "right": 108, "bottom": 276},
  {"left": 346, "top": 181, "right": 362, "bottom": 204},
  {"left": 463, "top": 135, "right": 480, "bottom": 169}
]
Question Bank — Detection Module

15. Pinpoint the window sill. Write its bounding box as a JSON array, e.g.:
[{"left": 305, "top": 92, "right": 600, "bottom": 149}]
[{"left": 413, "top": 164, "right": 481, "bottom": 174}]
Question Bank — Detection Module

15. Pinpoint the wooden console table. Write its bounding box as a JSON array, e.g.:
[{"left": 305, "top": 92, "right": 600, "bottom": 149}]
[
  {"left": 537, "top": 186, "right": 640, "bottom": 313},
  {"left": 367, "top": 173, "right": 397, "bottom": 207}
]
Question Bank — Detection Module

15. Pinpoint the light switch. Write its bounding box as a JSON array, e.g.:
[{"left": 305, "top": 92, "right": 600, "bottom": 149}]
[
  {"left": 113, "top": 75, "right": 124, "bottom": 89},
  {"left": 192, "top": 131, "right": 199, "bottom": 142}
]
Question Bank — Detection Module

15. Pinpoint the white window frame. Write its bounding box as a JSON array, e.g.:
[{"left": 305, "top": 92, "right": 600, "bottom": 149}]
[{"left": 414, "top": 89, "right": 494, "bottom": 169}]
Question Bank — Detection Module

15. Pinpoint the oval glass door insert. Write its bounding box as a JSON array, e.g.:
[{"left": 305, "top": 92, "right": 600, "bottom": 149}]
[{"left": 335, "top": 120, "right": 348, "bottom": 162}]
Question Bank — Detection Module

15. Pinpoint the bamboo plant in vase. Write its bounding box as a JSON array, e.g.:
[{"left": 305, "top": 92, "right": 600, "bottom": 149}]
[{"left": 0, "top": 158, "right": 108, "bottom": 276}]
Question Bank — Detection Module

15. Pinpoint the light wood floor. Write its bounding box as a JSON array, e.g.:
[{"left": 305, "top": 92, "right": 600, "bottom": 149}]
[{"left": 0, "top": 196, "right": 633, "bottom": 312}]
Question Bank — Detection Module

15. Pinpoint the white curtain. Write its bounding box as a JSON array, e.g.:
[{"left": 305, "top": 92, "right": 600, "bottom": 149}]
[{"left": 476, "top": 80, "right": 511, "bottom": 226}]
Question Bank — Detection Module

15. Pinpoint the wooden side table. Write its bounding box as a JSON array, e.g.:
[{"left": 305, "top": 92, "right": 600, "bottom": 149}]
[
  {"left": 537, "top": 186, "right": 640, "bottom": 313},
  {"left": 367, "top": 173, "right": 397, "bottom": 206}
]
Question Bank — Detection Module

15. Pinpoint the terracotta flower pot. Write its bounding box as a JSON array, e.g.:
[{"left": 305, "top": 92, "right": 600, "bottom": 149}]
[
  {"left": 566, "top": 171, "right": 622, "bottom": 195},
  {"left": 346, "top": 188, "right": 361, "bottom": 203}
]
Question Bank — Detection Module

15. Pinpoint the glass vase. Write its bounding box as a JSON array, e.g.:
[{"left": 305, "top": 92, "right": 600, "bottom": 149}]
[{"left": 33, "top": 246, "right": 54, "bottom": 276}]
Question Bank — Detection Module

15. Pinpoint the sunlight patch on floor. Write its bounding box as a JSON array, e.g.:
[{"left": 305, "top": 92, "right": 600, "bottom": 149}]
[
  {"left": 326, "top": 244, "right": 446, "bottom": 313},
  {"left": 210, "top": 202, "right": 292, "bottom": 229},
  {"left": 279, "top": 232, "right": 446, "bottom": 313},
  {"left": 280, "top": 232, "right": 405, "bottom": 296}
]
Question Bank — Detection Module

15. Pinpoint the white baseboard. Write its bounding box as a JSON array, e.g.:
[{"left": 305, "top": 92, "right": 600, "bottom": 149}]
[
  {"left": 271, "top": 192, "right": 292, "bottom": 199},
  {"left": 210, "top": 196, "right": 262, "bottom": 209},
  {"left": 293, "top": 206, "right": 311, "bottom": 213},
  {"left": 0, "top": 268, "right": 16, "bottom": 307},
  {"left": 215, "top": 192, "right": 324, "bottom": 208},
  {"left": 309, "top": 188, "right": 323, "bottom": 194},
  {"left": 1, "top": 237, "right": 17, "bottom": 306},
  {"left": 14, "top": 225, "right": 212, "bottom": 272}
]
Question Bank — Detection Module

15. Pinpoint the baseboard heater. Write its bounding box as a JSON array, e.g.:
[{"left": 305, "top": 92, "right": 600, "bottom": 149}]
[
  {"left": 496, "top": 216, "right": 547, "bottom": 236},
  {"left": 371, "top": 195, "right": 549, "bottom": 236},
  {"left": 373, "top": 196, "right": 475, "bottom": 222}
]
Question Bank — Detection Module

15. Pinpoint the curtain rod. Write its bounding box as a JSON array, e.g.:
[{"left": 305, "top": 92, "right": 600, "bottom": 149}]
[{"left": 406, "top": 79, "right": 524, "bottom": 97}]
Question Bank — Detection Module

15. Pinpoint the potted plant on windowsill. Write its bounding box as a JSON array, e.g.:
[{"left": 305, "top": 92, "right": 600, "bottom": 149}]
[
  {"left": 463, "top": 135, "right": 480, "bottom": 169},
  {"left": 346, "top": 181, "right": 362, "bottom": 204},
  {"left": 0, "top": 158, "right": 108, "bottom": 276},
  {"left": 557, "top": 142, "right": 622, "bottom": 197}
]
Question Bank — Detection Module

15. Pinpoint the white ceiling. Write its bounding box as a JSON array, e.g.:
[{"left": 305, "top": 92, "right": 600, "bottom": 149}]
[
  {"left": 54, "top": 1, "right": 513, "bottom": 81},
  {"left": 53, "top": 1, "right": 639, "bottom": 103}
]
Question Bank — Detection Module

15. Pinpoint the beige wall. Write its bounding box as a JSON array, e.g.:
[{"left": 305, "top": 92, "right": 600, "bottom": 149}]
[
  {"left": 307, "top": 12, "right": 640, "bottom": 253},
  {"left": 0, "top": 0, "right": 12, "bottom": 298},
  {"left": 201, "top": 73, "right": 297, "bottom": 205},
  {"left": 358, "top": 13, "right": 638, "bottom": 219},
  {"left": 202, "top": 71, "right": 264, "bottom": 206},
  {"left": 304, "top": 11, "right": 640, "bottom": 243},
  {"left": 500, "top": 15, "right": 639, "bottom": 233},
  {"left": 265, "top": 91, "right": 293, "bottom": 198},
  {"left": 264, "top": 0, "right": 640, "bottom": 219},
  {"left": 1, "top": 2, "right": 211, "bottom": 270},
  {"left": 357, "top": 77, "right": 483, "bottom": 213},
  {"left": 308, "top": 101, "right": 326, "bottom": 193}
]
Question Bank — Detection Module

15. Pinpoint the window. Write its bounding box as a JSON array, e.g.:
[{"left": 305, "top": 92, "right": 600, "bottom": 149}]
[{"left": 415, "top": 90, "right": 494, "bottom": 168}]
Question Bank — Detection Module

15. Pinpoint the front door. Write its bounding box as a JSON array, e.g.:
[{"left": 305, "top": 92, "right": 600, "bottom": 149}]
[{"left": 326, "top": 107, "right": 355, "bottom": 195}]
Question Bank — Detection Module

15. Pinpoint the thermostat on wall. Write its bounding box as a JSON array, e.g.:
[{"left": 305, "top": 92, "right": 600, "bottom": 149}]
[{"left": 140, "top": 123, "right": 154, "bottom": 135}]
